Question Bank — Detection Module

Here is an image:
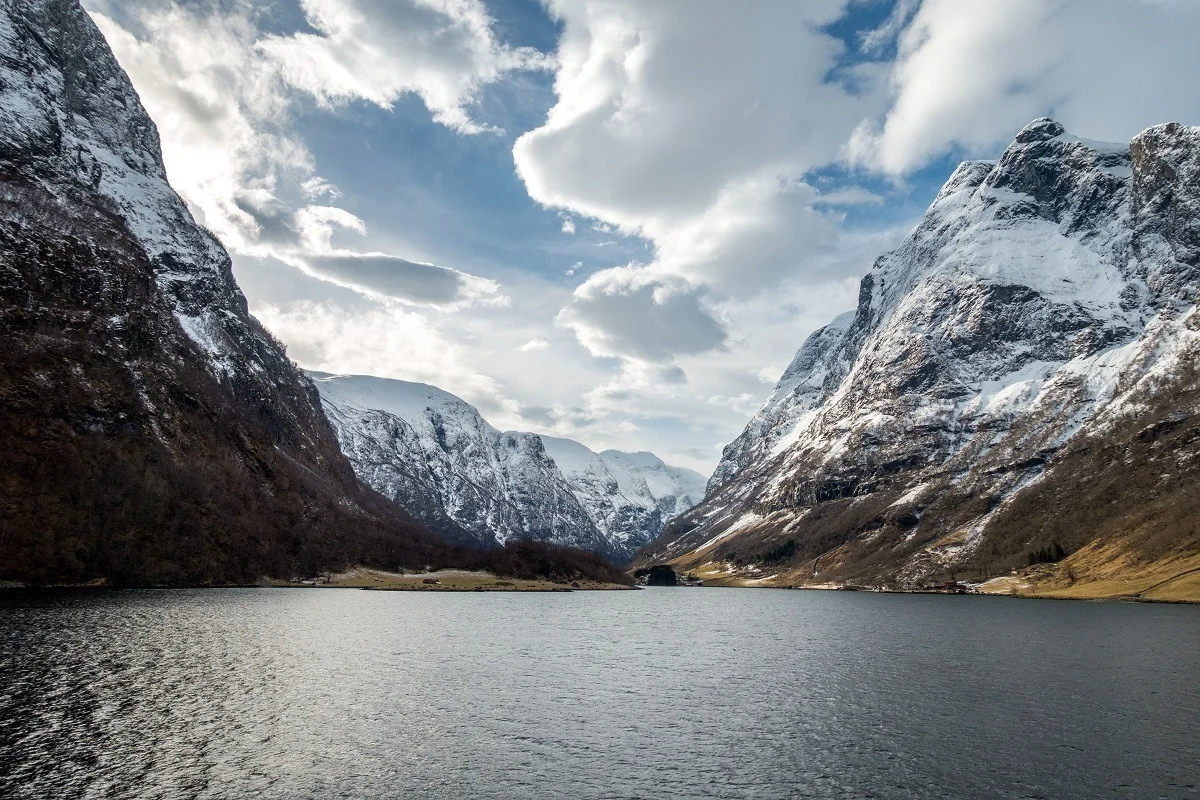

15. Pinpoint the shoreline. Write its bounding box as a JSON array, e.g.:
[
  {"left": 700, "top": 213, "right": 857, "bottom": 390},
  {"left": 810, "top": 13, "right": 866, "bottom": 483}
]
[
  {"left": 647, "top": 580, "right": 1200, "bottom": 604},
  {"left": 0, "top": 568, "right": 635, "bottom": 593},
  {"left": 287, "top": 567, "right": 635, "bottom": 592},
  {"left": 4, "top": 574, "right": 1196, "bottom": 602},
  {"left": 704, "top": 583, "right": 1200, "bottom": 605},
  {"left": 646, "top": 549, "right": 1200, "bottom": 604}
]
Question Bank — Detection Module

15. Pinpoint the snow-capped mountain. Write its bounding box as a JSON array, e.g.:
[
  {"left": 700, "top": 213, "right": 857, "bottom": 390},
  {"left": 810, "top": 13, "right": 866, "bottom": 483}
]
[
  {"left": 0, "top": 0, "right": 438, "bottom": 585},
  {"left": 640, "top": 119, "right": 1200, "bottom": 594},
  {"left": 313, "top": 373, "right": 705, "bottom": 561},
  {"left": 538, "top": 436, "right": 706, "bottom": 555}
]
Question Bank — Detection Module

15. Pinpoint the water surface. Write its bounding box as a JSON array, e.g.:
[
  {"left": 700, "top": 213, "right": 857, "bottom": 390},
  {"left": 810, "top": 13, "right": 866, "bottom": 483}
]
[{"left": 1, "top": 588, "right": 1197, "bottom": 799}]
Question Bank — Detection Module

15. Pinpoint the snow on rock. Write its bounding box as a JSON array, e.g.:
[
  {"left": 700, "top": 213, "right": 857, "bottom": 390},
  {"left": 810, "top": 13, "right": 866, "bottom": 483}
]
[
  {"left": 0, "top": 0, "right": 265, "bottom": 377},
  {"left": 645, "top": 118, "right": 1200, "bottom": 583},
  {"left": 0, "top": 0, "right": 438, "bottom": 583},
  {"left": 598, "top": 449, "right": 707, "bottom": 520},
  {"left": 313, "top": 373, "right": 704, "bottom": 561},
  {"left": 539, "top": 437, "right": 706, "bottom": 551}
]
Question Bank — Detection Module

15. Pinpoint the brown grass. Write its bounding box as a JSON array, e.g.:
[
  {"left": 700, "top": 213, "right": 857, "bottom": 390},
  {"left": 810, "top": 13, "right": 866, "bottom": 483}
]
[
  {"left": 282, "top": 567, "right": 633, "bottom": 592},
  {"left": 977, "top": 543, "right": 1200, "bottom": 602}
]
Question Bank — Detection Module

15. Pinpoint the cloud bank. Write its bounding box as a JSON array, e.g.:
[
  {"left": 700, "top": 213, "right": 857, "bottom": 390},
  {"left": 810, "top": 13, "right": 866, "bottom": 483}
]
[{"left": 85, "top": 0, "right": 1200, "bottom": 472}]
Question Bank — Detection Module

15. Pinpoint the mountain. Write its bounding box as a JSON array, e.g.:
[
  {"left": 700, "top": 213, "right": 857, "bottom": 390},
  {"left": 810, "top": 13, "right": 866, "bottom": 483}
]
[
  {"left": 312, "top": 373, "right": 705, "bottom": 562},
  {"left": 638, "top": 119, "right": 1200, "bottom": 601},
  {"left": 0, "top": 0, "right": 446, "bottom": 585},
  {"left": 538, "top": 436, "right": 706, "bottom": 554}
]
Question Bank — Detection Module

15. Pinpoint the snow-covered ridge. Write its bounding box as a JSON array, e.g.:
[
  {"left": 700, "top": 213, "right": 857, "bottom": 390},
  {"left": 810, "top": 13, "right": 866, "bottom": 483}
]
[
  {"left": 0, "top": 0, "right": 346, "bottom": 458},
  {"left": 646, "top": 118, "right": 1200, "bottom": 583},
  {"left": 312, "top": 372, "right": 705, "bottom": 561},
  {"left": 0, "top": 0, "right": 263, "bottom": 377}
]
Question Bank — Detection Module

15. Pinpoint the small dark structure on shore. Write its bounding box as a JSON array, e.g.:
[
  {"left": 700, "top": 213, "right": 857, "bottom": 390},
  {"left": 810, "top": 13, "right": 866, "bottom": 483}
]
[{"left": 636, "top": 565, "right": 678, "bottom": 586}]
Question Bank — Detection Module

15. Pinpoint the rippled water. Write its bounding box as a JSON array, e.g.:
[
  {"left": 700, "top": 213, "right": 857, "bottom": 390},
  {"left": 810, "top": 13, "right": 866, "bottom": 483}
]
[{"left": 1, "top": 588, "right": 1197, "bottom": 799}]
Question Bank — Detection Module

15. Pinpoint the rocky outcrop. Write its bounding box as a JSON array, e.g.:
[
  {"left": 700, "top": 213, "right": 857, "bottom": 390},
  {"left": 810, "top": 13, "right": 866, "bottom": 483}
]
[
  {"left": 639, "top": 119, "right": 1200, "bottom": 592},
  {"left": 0, "top": 0, "right": 440, "bottom": 585}
]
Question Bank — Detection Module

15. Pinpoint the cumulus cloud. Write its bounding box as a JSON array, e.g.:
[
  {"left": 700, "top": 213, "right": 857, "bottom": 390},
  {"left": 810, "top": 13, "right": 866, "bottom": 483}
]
[
  {"left": 557, "top": 267, "right": 727, "bottom": 364},
  {"left": 86, "top": 0, "right": 538, "bottom": 308},
  {"left": 515, "top": 0, "right": 858, "bottom": 226},
  {"left": 259, "top": 0, "right": 552, "bottom": 133},
  {"left": 513, "top": 0, "right": 883, "bottom": 369},
  {"left": 848, "top": 0, "right": 1200, "bottom": 174}
]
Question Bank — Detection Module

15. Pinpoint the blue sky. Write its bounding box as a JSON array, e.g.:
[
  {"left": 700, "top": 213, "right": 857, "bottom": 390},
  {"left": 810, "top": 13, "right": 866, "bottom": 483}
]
[{"left": 85, "top": 0, "right": 1200, "bottom": 473}]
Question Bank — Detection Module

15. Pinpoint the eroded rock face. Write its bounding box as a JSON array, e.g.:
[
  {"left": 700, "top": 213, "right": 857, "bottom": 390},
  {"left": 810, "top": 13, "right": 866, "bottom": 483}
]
[
  {"left": 313, "top": 373, "right": 707, "bottom": 563},
  {"left": 641, "top": 119, "right": 1200, "bottom": 587},
  {"left": 0, "top": 0, "right": 438, "bottom": 585}
]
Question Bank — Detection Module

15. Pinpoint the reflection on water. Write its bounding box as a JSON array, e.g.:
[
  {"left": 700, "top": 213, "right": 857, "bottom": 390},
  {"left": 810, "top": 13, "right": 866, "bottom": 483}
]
[{"left": 0, "top": 588, "right": 1197, "bottom": 799}]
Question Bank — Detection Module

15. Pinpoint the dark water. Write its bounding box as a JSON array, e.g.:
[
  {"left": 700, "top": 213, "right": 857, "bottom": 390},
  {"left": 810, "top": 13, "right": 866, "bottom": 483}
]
[{"left": 1, "top": 589, "right": 1197, "bottom": 799}]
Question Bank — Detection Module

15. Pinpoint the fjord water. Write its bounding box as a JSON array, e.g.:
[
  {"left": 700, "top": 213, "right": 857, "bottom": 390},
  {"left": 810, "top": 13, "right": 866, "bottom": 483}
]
[{"left": 1, "top": 589, "right": 1196, "bottom": 799}]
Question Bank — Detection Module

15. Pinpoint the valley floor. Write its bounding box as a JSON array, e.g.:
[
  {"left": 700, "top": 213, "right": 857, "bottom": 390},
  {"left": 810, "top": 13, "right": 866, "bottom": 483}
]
[{"left": 281, "top": 567, "right": 634, "bottom": 592}]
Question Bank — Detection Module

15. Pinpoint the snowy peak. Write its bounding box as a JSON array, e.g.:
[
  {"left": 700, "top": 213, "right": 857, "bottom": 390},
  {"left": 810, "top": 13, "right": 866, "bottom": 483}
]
[
  {"left": 313, "top": 373, "right": 701, "bottom": 560},
  {"left": 599, "top": 449, "right": 707, "bottom": 514},
  {"left": 311, "top": 372, "right": 482, "bottom": 432},
  {"left": 1013, "top": 117, "right": 1066, "bottom": 142},
  {"left": 539, "top": 437, "right": 706, "bottom": 549},
  {"left": 642, "top": 119, "right": 1200, "bottom": 590},
  {"left": 709, "top": 310, "right": 854, "bottom": 491}
]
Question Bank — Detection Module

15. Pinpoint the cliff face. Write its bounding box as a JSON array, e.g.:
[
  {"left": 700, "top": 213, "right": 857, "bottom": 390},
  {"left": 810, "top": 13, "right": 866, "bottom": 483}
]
[
  {"left": 313, "top": 373, "right": 705, "bottom": 562},
  {"left": 0, "top": 0, "right": 439, "bottom": 585},
  {"left": 639, "top": 119, "right": 1200, "bottom": 597}
]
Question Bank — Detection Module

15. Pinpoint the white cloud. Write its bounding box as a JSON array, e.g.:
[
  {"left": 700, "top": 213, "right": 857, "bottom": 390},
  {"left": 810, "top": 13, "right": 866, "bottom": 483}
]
[
  {"left": 515, "top": 0, "right": 858, "bottom": 228},
  {"left": 256, "top": 300, "right": 519, "bottom": 414},
  {"left": 299, "top": 253, "right": 503, "bottom": 308},
  {"left": 560, "top": 216, "right": 576, "bottom": 235},
  {"left": 815, "top": 186, "right": 885, "bottom": 206},
  {"left": 258, "top": 0, "right": 552, "bottom": 134},
  {"left": 849, "top": 0, "right": 1200, "bottom": 174},
  {"left": 516, "top": 338, "right": 551, "bottom": 352},
  {"left": 302, "top": 176, "right": 342, "bottom": 201},
  {"left": 557, "top": 266, "right": 727, "bottom": 364},
  {"left": 86, "top": 0, "right": 525, "bottom": 310},
  {"left": 858, "top": 0, "right": 919, "bottom": 55},
  {"left": 512, "top": 0, "right": 885, "bottom": 373}
]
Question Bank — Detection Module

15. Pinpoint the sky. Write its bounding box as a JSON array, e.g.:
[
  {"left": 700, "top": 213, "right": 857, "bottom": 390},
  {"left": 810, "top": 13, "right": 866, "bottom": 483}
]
[{"left": 83, "top": 0, "right": 1200, "bottom": 475}]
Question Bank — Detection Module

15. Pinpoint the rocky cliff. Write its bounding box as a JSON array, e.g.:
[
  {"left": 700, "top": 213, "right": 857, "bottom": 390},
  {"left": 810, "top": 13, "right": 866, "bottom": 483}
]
[
  {"left": 639, "top": 119, "right": 1200, "bottom": 599},
  {"left": 0, "top": 0, "right": 440, "bottom": 585}
]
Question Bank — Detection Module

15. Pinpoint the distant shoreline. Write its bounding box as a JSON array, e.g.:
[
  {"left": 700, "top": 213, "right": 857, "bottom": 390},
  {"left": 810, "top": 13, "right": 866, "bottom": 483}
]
[{"left": 0, "top": 568, "right": 635, "bottom": 593}]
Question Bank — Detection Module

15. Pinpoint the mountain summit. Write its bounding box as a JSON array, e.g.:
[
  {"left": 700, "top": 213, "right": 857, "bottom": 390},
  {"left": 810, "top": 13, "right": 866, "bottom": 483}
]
[{"left": 639, "top": 119, "right": 1200, "bottom": 598}]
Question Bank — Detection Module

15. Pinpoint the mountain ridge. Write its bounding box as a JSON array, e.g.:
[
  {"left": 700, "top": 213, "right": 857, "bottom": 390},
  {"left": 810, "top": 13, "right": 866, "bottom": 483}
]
[
  {"left": 0, "top": 0, "right": 451, "bottom": 584},
  {"left": 311, "top": 372, "right": 705, "bottom": 561},
  {"left": 637, "top": 118, "right": 1200, "bottom": 600}
]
